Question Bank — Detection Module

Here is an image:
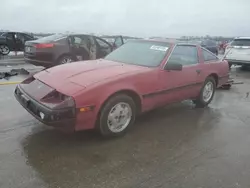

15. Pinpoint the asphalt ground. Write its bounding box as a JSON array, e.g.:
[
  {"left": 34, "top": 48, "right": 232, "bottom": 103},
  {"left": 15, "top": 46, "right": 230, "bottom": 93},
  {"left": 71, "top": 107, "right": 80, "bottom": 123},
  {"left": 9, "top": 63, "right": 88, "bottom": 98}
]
[{"left": 0, "top": 61, "right": 250, "bottom": 188}]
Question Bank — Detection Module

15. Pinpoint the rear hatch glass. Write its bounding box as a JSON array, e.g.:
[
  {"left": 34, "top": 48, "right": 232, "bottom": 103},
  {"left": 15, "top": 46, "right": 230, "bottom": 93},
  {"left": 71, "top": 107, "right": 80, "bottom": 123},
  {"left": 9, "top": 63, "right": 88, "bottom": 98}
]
[{"left": 231, "top": 39, "right": 250, "bottom": 47}]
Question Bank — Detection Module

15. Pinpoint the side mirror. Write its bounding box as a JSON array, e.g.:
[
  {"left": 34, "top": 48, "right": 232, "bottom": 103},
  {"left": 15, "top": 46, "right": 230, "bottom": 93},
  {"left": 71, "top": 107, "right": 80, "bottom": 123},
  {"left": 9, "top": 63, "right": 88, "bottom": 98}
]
[{"left": 164, "top": 63, "right": 183, "bottom": 71}]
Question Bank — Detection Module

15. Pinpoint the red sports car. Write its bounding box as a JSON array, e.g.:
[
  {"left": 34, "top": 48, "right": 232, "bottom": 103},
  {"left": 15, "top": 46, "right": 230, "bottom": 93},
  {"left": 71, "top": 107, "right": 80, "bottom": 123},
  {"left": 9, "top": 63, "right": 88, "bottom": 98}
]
[{"left": 15, "top": 40, "right": 229, "bottom": 137}]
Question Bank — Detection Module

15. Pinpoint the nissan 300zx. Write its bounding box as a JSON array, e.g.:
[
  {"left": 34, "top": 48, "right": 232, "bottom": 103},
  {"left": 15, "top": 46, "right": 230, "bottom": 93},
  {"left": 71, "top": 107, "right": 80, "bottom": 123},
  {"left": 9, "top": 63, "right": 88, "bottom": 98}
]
[{"left": 15, "top": 40, "right": 229, "bottom": 137}]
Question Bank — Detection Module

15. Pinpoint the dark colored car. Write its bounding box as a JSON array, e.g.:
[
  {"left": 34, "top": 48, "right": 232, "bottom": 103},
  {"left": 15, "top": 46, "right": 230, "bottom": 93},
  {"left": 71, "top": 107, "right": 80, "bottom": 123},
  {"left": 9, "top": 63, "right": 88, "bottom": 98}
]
[
  {"left": 24, "top": 34, "right": 124, "bottom": 68},
  {"left": 0, "top": 32, "right": 36, "bottom": 55},
  {"left": 201, "top": 40, "right": 218, "bottom": 55}
]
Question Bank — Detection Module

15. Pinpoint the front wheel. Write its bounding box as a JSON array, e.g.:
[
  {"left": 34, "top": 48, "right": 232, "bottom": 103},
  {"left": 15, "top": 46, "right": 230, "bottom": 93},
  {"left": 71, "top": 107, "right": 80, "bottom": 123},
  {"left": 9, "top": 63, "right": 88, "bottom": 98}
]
[
  {"left": 193, "top": 77, "right": 216, "bottom": 108},
  {"left": 0, "top": 44, "right": 10, "bottom": 55},
  {"left": 97, "top": 94, "right": 136, "bottom": 137}
]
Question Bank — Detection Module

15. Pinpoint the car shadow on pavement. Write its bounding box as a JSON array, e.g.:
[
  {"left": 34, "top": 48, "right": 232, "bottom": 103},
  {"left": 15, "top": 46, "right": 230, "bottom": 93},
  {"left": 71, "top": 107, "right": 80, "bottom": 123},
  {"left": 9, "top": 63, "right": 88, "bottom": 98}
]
[{"left": 21, "top": 101, "right": 220, "bottom": 188}]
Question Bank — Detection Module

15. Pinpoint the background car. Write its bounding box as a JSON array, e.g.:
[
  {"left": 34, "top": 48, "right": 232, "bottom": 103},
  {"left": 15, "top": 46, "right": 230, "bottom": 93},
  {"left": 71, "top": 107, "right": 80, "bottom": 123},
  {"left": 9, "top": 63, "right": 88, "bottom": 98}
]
[
  {"left": 200, "top": 40, "right": 218, "bottom": 55},
  {"left": 15, "top": 39, "right": 229, "bottom": 137},
  {"left": 100, "top": 35, "right": 124, "bottom": 49},
  {"left": 0, "top": 32, "right": 36, "bottom": 55},
  {"left": 24, "top": 34, "right": 124, "bottom": 68},
  {"left": 224, "top": 37, "right": 250, "bottom": 68}
]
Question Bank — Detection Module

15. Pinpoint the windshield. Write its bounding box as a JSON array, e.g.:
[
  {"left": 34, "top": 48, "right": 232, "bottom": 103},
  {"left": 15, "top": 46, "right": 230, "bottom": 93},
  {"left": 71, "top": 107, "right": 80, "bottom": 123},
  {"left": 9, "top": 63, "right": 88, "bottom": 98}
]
[
  {"left": 104, "top": 41, "right": 170, "bottom": 67},
  {"left": 231, "top": 39, "right": 250, "bottom": 46},
  {"left": 35, "top": 34, "right": 66, "bottom": 42}
]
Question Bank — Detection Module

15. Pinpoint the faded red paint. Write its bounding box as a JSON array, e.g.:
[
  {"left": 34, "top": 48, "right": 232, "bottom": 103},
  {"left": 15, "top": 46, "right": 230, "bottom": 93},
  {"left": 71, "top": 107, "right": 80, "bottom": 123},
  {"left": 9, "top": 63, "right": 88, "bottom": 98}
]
[{"left": 26, "top": 41, "right": 229, "bottom": 131}]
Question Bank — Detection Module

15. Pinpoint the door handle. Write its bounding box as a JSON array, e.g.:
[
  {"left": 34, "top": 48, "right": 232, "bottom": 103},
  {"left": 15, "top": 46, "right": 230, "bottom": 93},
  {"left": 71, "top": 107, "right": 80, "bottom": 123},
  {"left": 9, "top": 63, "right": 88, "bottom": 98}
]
[{"left": 196, "top": 69, "right": 201, "bottom": 74}]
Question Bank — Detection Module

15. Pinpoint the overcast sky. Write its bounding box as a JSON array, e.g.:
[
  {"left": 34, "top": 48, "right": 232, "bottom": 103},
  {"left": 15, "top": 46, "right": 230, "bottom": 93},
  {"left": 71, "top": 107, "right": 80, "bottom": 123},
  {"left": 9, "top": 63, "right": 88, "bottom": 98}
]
[{"left": 0, "top": 0, "right": 250, "bottom": 37}]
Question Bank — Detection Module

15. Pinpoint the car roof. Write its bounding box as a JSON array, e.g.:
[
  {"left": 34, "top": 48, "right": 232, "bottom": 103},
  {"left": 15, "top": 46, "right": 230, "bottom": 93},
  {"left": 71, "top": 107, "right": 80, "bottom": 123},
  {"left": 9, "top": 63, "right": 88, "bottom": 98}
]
[
  {"left": 1, "top": 31, "right": 33, "bottom": 35},
  {"left": 66, "top": 33, "right": 96, "bottom": 37},
  {"left": 234, "top": 37, "right": 250, "bottom": 40}
]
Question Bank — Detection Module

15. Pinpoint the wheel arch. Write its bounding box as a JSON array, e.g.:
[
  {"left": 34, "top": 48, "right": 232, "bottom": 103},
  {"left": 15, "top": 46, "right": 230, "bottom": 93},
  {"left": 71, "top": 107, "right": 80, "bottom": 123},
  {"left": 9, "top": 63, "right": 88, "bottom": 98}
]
[
  {"left": 56, "top": 53, "right": 75, "bottom": 64},
  {"left": 95, "top": 89, "right": 142, "bottom": 127},
  {"left": 100, "top": 89, "right": 142, "bottom": 114},
  {"left": 208, "top": 73, "right": 218, "bottom": 86}
]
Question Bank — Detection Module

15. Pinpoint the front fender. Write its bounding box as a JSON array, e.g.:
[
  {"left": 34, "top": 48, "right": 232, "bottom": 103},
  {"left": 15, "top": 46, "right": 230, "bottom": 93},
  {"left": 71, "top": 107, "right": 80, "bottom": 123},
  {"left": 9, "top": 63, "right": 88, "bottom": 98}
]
[
  {"left": 73, "top": 82, "right": 141, "bottom": 131},
  {"left": 74, "top": 82, "right": 141, "bottom": 110},
  {"left": 98, "top": 84, "right": 141, "bottom": 109}
]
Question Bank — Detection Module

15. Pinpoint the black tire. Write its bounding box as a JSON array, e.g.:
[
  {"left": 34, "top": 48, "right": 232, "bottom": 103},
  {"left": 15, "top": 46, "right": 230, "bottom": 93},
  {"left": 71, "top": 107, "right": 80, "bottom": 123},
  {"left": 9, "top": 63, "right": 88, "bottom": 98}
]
[
  {"left": 57, "top": 55, "right": 74, "bottom": 65},
  {"left": 194, "top": 76, "right": 216, "bottom": 108},
  {"left": 0, "top": 44, "right": 10, "bottom": 55},
  {"left": 97, "top": 94, "right": 136, "bottom": 137}
]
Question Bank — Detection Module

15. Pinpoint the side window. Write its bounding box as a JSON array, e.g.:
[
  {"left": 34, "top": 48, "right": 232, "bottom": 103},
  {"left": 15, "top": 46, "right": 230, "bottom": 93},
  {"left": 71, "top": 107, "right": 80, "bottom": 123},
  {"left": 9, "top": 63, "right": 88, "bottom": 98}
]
[
  {"left": 16, "top": 33, "right": 25, "bottom": 41},
  {"left": 3, "top": 33, "right": 13, "bottom": 39},
  {"left": 96, "top": 38, "right": 110, "bottom": 48},
  {"left": 202, "top": 49, "right": 218, "bottom": 62},
  {"left": 23, "top": 34, "right": 33, "bottom": 40},
  {"left": 168, "top": 45, "right": 198, "bottom": 66},
  {"left": 72, "top": 36, "right": 82, "bottom": 45},
  {"left": 114, "top": 37, "right": 123, "bottom": 47}
]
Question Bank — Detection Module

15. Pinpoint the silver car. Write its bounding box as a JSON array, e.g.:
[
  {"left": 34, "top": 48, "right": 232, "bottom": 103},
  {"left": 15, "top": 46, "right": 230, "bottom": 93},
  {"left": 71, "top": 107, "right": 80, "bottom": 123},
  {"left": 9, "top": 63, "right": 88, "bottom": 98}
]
[{"left": 224, "top": 37, "right": 250, "bottom": 68}]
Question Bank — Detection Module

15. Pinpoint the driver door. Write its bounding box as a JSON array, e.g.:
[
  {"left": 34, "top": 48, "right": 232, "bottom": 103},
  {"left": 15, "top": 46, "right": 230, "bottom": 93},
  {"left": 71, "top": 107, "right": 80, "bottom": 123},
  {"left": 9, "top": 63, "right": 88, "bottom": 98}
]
[
  {"left": 69, "top": 35, "right": 90, "bottom": 61},
  {"left": 158, "top": 45, "right": 202, "bottom": 104},
  {"left": 95, "top": 37, "right": 113, "bottom": 58},
  {"left": 3, "top": 32, "right": 15, "bottom": 51},
  {"left": 15, "top": 33, "right": 26, "bottom": 51}
]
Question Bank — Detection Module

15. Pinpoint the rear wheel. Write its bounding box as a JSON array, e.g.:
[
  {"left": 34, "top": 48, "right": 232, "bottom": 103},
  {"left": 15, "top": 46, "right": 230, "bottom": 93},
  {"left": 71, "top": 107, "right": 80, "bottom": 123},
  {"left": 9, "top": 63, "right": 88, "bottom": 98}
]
[
  {"left": 0, "top": 44, "right": 10, "bottom": 55},
  {"left": 97, "top": 94, "right": 136, "bottom": 137},
  {"left": 193, "top": 76, "right": 216, "bottom": 108},
  {"left": 57, "top": 55, "right": 73, "bottom": 65}
]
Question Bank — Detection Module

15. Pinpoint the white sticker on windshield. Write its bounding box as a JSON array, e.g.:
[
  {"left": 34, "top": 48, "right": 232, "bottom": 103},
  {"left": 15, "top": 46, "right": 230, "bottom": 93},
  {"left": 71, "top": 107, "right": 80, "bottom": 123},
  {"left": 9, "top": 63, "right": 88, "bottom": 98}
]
[{"left": 150, "top": 45, "right": 169, "bottom": 52}]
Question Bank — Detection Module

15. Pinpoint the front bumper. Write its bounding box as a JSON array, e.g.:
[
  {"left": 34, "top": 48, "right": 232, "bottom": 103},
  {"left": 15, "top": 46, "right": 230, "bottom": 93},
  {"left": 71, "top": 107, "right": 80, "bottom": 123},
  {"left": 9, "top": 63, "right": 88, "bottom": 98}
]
[{"left": 14, "top": 85, "right": 76, "bottom": 131}]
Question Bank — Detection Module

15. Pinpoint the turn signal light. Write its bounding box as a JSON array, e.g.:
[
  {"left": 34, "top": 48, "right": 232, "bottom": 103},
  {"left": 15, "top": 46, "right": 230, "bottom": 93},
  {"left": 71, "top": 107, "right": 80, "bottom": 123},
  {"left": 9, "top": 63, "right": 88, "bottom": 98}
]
[{"left": 79, "top": 107, "right": 92, "bottom": 112}]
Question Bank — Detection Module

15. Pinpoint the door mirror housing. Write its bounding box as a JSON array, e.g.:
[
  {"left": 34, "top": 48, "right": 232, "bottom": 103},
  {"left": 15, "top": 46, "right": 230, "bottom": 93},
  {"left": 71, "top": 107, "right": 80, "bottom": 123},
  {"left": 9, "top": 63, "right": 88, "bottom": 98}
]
[{"left": 164, "top": 63, "right": 183, "bottom": 71}]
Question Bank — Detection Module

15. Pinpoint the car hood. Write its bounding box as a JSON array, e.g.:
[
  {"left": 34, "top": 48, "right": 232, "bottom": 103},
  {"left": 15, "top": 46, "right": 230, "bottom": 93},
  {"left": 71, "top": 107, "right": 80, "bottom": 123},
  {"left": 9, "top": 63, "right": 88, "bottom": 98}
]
[{"left": 35, "top": 59, "right": 148, "bottom": 91}]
